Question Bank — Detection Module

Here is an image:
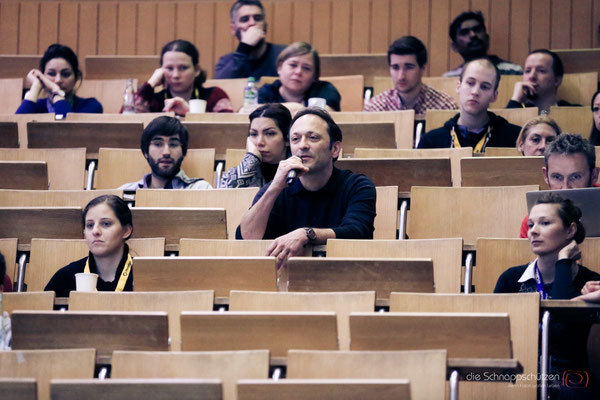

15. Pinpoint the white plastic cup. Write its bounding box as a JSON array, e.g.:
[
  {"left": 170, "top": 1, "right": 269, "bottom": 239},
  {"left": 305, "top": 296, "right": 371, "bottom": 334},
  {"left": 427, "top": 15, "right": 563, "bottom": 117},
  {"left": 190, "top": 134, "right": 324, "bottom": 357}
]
[
  {"left": 75, "top": 273, "right": 98, "bottom": 292},
  {"left": 308, "top": 97, "right": 327, "bottom": 109},
  {"left": 189, "top": 99, "right": 207, "bottom": 114}
]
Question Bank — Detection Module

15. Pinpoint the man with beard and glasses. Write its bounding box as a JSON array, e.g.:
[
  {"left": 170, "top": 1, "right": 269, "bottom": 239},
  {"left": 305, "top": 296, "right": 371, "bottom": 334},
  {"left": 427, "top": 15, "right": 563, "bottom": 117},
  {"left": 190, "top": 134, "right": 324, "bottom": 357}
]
[
  {"left": 120, "top": 116, "right": 212, "bottom": 190},
  {"left": 363, "top": 36, "right": 457, "bottom": 119},
  {"left": 214, "top": 0, "right": 286, "bottom": 80},
  {"left": 237, "top": 108, "right": 376, "bottom": 268},
  {"left": 444, "top": 11, "right": 522, "bottom": 78},
  {"left": 519, "top": 133, "right": 600, "bottom": 238}
]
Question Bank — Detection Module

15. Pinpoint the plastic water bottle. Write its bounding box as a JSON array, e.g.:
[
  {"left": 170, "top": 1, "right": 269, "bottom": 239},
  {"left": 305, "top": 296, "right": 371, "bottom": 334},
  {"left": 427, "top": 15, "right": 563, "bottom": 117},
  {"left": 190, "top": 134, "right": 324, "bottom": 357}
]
[
  {"left": 243, "top": 77, "right": 258, "bottom": 107},
  {"left": 122, "top": 78, "right": 135, "bottom": 114}
]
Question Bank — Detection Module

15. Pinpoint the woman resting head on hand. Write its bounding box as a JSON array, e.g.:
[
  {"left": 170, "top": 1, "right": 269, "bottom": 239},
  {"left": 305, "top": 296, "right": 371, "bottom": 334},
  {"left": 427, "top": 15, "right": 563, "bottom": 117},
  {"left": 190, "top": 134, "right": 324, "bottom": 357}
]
[
  {"left": 16, "top": 43, "right": 103, "bottom": 115},
  {"left": 44, "top": 195, "right": 134, "bottom": 297},
  {"left": 135, "top": 39, "right": 233, "bottom": 115},
  {"left": 516, "top": 115, "right": 561, "bottom": 156}
]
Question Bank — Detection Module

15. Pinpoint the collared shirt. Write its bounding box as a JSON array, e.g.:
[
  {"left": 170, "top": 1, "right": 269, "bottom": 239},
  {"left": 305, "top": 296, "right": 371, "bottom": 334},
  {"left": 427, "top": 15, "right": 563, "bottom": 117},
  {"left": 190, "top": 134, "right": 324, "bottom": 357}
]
[
  {"left": 119, "top": 169, "right": 212, "bottom": 191},
  {"left": 235, "top": 167, "right": 376, "bottom": 240},
  {"left": 444, "top": 55, "right": 523, "bottom": 77},
  {"left": 363, "top": 84, "right": 458, "bottom": 119}
]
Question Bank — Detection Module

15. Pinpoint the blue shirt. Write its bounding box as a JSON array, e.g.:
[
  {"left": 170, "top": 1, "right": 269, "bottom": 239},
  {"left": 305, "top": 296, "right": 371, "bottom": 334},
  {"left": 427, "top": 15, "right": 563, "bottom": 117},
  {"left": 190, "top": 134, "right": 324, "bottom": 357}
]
[{"left": 16, "top": 96, "right": 103, "bottom": 115}]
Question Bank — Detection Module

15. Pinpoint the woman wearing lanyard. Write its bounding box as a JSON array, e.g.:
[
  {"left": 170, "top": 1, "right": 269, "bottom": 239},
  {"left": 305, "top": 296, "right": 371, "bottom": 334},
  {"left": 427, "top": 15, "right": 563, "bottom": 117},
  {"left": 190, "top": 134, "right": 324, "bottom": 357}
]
[
  {"left": 494, "top": 193, "right": 600, "bottom": 399},
  {"left": 45, "top": 195, "right": 133, "bottom": 297}
]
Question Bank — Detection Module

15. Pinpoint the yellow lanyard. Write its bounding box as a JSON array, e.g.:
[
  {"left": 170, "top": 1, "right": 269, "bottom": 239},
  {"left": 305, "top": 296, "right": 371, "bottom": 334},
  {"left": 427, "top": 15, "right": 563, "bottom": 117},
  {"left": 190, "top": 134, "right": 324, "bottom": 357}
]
[
  {"left": 84, "top": 253, "right": 133, "bottom": 292},
  {"left": 450, "top": 125, "right": 491, "bottom": 153}
]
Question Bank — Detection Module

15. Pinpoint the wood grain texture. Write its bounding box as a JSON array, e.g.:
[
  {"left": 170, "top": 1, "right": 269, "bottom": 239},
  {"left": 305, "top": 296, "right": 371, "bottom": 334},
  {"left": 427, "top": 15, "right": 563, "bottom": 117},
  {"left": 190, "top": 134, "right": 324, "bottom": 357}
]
[
  {"left": 0, "top": 237, "right": 18, "bottom": 282},
  {"left": 460, "top": 157, "right": 547, "bottom": 188},
  {"left": 3, "top": 291, "right": 55, "bottom": 315},
  {"left": 0, "top": 207, "right": 83, "bottom": 246},
  {"left": 0, "top": 161, "right": 47, "bottom": 190},
  {"left": 0, "top": 189, "right": 122, "bottom": 207},
  {"left": 0, "top": 378, "right": 37, "bottom": 400}
]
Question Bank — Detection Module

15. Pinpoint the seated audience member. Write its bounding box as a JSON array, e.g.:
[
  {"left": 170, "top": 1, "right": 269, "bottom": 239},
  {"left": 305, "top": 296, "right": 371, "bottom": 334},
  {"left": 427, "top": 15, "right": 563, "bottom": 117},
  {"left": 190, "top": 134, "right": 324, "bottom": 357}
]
[
  {"left": 16, "top": 44, "right": 102, "bottom": 115},
  {"left": 507, "top": 49, "right": 578, "bottom": 114},
  {"left": 120, "top": 116, "right": 212, "bottom": 190},
  {"left": 258, "top": 42, "right": 341, "bottom": 112},
  {"left": 45, "top": 195, "right": 134, "bottom": 297},
  {"left": 418, "top": 58, "right": 520, "bottom": 151},
  {"left": 444, "top": 11, "right": 522, "bottom": 77},
  {"left": 215, "top": 0, "right": 286, "bottom": 80},
  {"left": 363, "top": 36, "right": 457, "bottom": 118},
  {"left": 519, "top": 133, "right": 600, "bottom": 237},
  {"left": 589, "top": 90, "right": 600, "bottom": 145},
  {"left": 221, "top": 103, "right": 291, "bottom": 188},
  {"left": 236, "top": 108, "right": 376, "bottom": 267},
  {"left": 495, "top": 194, "right": 600, "bottom": 399},
  {"left": 516, "top": 115, "right": 561, "bottom": 156},
  {"left": 136, "top": 39, "right": 233, "bottom": 116},
  {"left": 1, "top": 253, "right": 13, "bottom": 292}
]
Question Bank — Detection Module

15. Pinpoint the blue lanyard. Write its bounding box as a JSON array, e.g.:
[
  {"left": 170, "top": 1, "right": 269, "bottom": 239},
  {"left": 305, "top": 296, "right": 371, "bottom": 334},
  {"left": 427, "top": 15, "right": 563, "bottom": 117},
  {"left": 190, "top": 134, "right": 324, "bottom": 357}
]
[{"left": 534, "top": 262, "right": 549, "bottom": 299}]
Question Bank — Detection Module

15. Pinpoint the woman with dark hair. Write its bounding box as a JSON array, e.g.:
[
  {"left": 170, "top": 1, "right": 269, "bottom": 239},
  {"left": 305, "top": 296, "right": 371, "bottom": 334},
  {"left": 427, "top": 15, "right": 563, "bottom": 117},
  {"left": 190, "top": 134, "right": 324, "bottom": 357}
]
[
  {"left": 45, "top": 195, "right": 134, "bottom": 297},
  {"left": 135, "top": 39, "right": 233, "bottom": 115},
  {"left": 589, "top": 90, "right": 600, "bottom": 145},
  {"left": 16, "top": 44, "right": 103, "bottom": 114},
  {"left": 258, "top": 42, "right": 341, "bottom": 111},
  {"left": 495, "top": 193, "right": 600, "bottom": 399},
  {"left": 220, "top": 103, "right": 291, "bottom": 188},
  {"left": 516, "top": 115, "right": 561, "bottom": 156}
]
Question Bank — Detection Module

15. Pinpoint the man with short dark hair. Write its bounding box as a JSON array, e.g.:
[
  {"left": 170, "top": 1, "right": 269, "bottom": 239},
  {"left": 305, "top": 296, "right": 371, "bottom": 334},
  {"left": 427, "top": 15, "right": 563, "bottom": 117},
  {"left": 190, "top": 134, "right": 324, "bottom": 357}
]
[
  {"left": 445, "top": 11, "right": 522, "bottom": 77},
  {"left": 363, "top": 36, "right": 457, "bottom": 118},
  {"left": 120, "top": 116, "right": 212, "bottom": 190},
  {"left": 214, "top": 0, "right": 286, "bottom": 79},
  {"left": 519, "top": 133, "right": 600, "bottom": 237},
  {"left": 507, "top": 49, "right": 578, "bottom": 114},
  {"left": 237, "top": 108, "right": 376, "bottom": 267},
  {"left": 419, "top": 58, "right": 520, "bottom": 151}
]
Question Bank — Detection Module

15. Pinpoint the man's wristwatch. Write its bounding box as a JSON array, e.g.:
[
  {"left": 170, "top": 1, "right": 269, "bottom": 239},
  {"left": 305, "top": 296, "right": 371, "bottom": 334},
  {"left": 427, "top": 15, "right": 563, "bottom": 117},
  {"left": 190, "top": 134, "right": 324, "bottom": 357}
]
[{"left": 304, "top": 227, "right": 317, "bottom": 243}]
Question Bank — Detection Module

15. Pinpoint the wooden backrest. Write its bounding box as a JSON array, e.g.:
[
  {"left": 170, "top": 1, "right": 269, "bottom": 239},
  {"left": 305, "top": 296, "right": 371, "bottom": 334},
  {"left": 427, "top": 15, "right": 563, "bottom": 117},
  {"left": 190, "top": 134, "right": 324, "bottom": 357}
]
[
  {"left": 3, "top": 292, "right": 55, "bottom": 314},
  {"left": 69, "top": 290, "right": 214, "bottom": 351},
  {"left": 0, "top": 237, "right": 18, "bottom": 282},
  {"left": 408, "top": 185, "right": 538, "bottom": 246},
  {"left": 389, "top": 292, "right": 539, "bottom": 400},
  {"left": 372, "top": 76, "right": 393, "bottom": 97},
  {"left": 50, "top": 378, "right": 222, "bottom": 400},
  {"left": 205, "top": 79, "right": 248, "bottom": 112},
  {"left": 230, "top": 291, "right": 375, "bottom": 351},
  {"left": 549, "top": 106, "right": 593, "bottom": 138},
  {"left": 237, "top": 378, "right": 410, "bottom": 400},
  {"left": 11, "top": 310, "right": 169, "bottom": 358},
  {"left": 135, "top": 188, "right": 258, "bottom": 240},
  {"left": 0, "top": 55, "right": 41, "bottom": 80},
  {"left": 133, "top": 256, "right": 277, "bottom": 297},
  {"left": 0, "top": 78, "right": 23, "bottom": 115},
  {"left": 27, "top": 121, "right": 143, "bottom": 155},
  {"left": 0, "top": 207, "right": 83, "bottom": 248},
  {"left": 28, "top": 238, "right": 165, "bottom": 292},
  {"left": 0, "top": 161, "right": 47, "bottom": 190},
  {"left": 224, "top": 148, "right": 246, "bottom": 169},
  {"left": 320, "top": 54, "right": 388, "bottom": 87},
  {"left": 460, "top": 157, "right": 547, "bottom": 188},
  {"left": 0, "top": 148, "right": 86, "bottom": 190},
  {"left": 321, "top": 75, "right": 364, "bottom": 111},
  {"left": 0, "top": 349, "right": 95, "bottom": 400},
  {"left": 66, "top": 112, "right": 175, "bottom": 125},
  {"left": 112, "top": 350, "right": 269, "bottom": 400},
  {"left": 0, "top": 121, "right": 19, "bottom": 147},
  {"left": 0, "top": 189, "right": 123, "bottom": 207},
  {"left": 335, "top": 158, "right": 451, "bottom": 191},
  {"left": 179, "top": 239, "right": 275, "bottom": 256},
  {"left": 85, "top": 55, "right": 159, "bottom": 84},
  {"left": 374, "top": 186, "right": 398, "bottom": 239},
  {"left": 332, "top": 110, "right": 415, "bottom": 149},
  {"left": 335, "top": 122, "right": 396, "bottom": 156},
  {"left": 485, "top": 147, "right": 522, "bottom": 157},
  {"left": 326, "top": 238, "right": 463, "bottom": 293},
  {"left": 0, "top": 113, "right": 55, "bottom": 148},
  {"left": 354, "top": 147, "right": 472, "bottom": 187},
  {"left": 77, "top": 79, "right": 136, "bottom": 113},
  {"left": 283, "top": 257, "right": 434, "bottom": 302},
  {"left": 0, "top": 378, "right": 37, "bottom": 400},
  {"left": 554, "top": 49, "right": 600, "bottom": 73},
  {"left": 424, "top": 108, "right": 536, "bottom": 132},
  {"left": 182, "top": 121, "right": 249, "bottom": 158},
  {"left": 130, "top": 208, "right": 226, "bottom": 247},
  {"left": 186, "top": 113, "right": 249, "bottom": 122},
  {"left": 287, "top": 349, "right": 447, "bottom": 400},
  {"left": 422, "top": 76, "right": 460, "bottom": 103},
  {"left": 96, "top": 148, "right": 215, "bottom": 189},
  {"left": 180, "top": 311, "right": 338, "bottom": 357},
  {"left": 557, "top": 72, "right": 598, "bottom": 106}
]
